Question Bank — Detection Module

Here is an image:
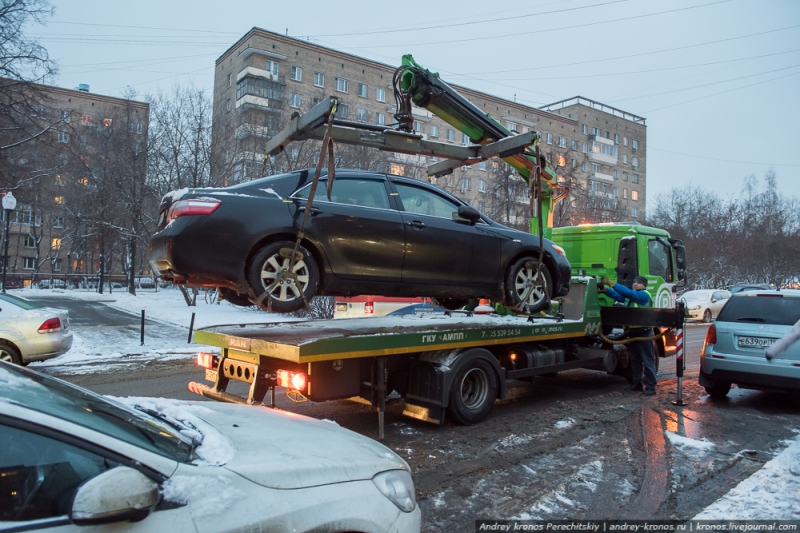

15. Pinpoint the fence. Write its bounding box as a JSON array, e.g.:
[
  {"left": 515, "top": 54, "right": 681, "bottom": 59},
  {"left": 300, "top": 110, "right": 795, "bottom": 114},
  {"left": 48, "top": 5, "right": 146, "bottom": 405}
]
[{"left": 2, "top": 273, "right": 168, "bottom": 291}]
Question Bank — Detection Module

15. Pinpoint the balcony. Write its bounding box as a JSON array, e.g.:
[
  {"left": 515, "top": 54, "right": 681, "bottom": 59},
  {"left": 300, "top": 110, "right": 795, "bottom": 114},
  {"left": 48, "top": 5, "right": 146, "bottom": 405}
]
[
  {"left": 588, "top": 135, "right": 618, "bottom": 165},
  {"left": 235, "top": 94, "right": 284, "bottom": 112},
  {"left": 234, "top": 124, "right": 271, "bottom": 140},
  {"left": 237, "top": 66, "right": 274, "bottom": 83},
  {"left": 590, "top": 171, "right": 614, "bottom": 183}
]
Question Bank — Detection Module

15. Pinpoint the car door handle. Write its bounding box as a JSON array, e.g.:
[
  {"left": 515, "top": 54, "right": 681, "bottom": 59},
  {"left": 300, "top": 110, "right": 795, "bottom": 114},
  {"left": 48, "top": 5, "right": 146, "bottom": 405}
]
[
  {"left": 299, "top": 206, "right": 321, "bottom": 215},
  {"left": 407, "top": 220, "right": 426, "bottom": 229}
]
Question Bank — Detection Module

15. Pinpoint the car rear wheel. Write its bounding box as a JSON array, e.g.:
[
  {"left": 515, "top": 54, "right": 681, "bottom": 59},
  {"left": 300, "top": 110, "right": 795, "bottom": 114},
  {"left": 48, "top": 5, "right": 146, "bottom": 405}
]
[
  {"left": 505, "top": 258, "right": 552, "bottom": 314},
  {"left": 247, "top": 241, "right": 319, "bottom": 313},
  {"left": 703, "top": 309, "right": 712, "bottom": 323},
  {"left": 704, "top": 380, "right": 731, "bottom": 398},
  {"left": 0, "top": 342, "right": 22, "bottom": 365},
  {"left": 447, "top": 358, "right": 498, "bottom": 425}
]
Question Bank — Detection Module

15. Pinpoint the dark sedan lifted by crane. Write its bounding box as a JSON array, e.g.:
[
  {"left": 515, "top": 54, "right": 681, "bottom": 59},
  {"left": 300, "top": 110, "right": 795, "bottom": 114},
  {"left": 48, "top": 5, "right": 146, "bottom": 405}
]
[{"left": 149, "top": 169, "right": 571, "bottom": 313}]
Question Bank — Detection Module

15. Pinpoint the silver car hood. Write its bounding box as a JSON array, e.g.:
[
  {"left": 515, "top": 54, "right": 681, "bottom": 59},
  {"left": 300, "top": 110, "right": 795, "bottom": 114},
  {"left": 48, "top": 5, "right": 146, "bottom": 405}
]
[{"left": 196, "top": 402, "right": 409, "bottom": 489}]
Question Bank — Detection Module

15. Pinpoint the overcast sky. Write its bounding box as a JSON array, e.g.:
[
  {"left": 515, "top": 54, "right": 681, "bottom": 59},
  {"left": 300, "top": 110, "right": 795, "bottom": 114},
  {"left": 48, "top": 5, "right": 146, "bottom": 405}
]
[{"left": 30, "top": 0, "right": 800, "bottom": 210}]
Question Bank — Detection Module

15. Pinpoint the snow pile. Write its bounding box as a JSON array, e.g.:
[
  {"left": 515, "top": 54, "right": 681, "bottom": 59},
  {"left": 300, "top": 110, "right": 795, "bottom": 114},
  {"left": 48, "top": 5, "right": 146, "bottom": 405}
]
[
  {"left": 665, "top": 431, "right": 715, "bottom": 452},
  {"left": 694, "top": 432, "right": 800, "bottom": 520}
]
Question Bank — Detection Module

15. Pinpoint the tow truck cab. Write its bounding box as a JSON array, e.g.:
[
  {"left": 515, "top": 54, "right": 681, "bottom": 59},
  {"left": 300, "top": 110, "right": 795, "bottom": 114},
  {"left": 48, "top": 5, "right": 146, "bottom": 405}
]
[{"left": 552, "top": 222, "right": 687, "bottom": 309}]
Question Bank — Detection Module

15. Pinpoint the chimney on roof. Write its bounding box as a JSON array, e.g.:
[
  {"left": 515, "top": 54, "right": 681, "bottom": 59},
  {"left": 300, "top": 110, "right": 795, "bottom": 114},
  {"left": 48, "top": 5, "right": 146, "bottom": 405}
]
[{"left": 77, "top": 84, "right": 90, "bottom": 92}]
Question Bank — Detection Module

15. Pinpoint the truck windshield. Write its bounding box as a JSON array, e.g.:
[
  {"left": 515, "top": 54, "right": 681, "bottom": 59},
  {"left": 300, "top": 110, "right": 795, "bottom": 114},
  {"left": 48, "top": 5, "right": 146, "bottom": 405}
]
[{"left": 1, "top": 364, "right": 193, "bottom": 462}]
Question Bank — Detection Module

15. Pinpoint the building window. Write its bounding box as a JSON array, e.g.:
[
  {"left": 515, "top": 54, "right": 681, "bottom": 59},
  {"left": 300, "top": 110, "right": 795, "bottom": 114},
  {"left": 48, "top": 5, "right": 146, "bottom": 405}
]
[
  {"left": 631, "top": 207, "right": 639, "bottom": 218},
  {"left": 623, "top": 136, "right": 628, "bottom": 146},
  {"left": 227, "top": 73, "right": 232, "bottom": 87},
  {"left": 81, "top": 114, "right": 92, "bottom": 126},
  {"left": 446, "top": 128, "right": 454, "bottom": 142},
  {"left": 16, "top": 210, "right": 41, "bottom": 226},
  {"left": 53, "top": 258, "right": 62, "bottom": 272},
  {"left": 622, "top": 154, "right": 628, "bottom": 164},
  {"left": 51, "top": 238, "right": 62, "bottom": 249},
  {"left": 507, "top": 121, "right": 517, "bottom": 133},
  {"left": 461, "top": 133, "right": 470, "bottom": 145},
  {"left": 78, "top": 177, "right": 89, "bottom": 186},
  {"left": 631, "top": 190, "right": 639, "bottom": 201},
  {"left": 129, "top": 122, "right": 143, "bottom": 134},
  {"left": 632, "top": 139, "right": 639, "bottom": 151},
  {"left": 557, "top": 155, "right": 566, "bottom": 167},
  {"left": 338, "top": 104, "right": 349, "bottom": 118},
  {"left": 357, "top": 83, "right": 367, "bottom": 98},
  {"left": 582, "top": 124, "right": 588, "bottom": 135},
  {"left": 23, "top": 235, "right": 35, "bottom": 248},
  {"left": 479, "top": 179, "right": 486, "bottom": 192},
  {"left": 558, "top": 136, "right": 566, "bottom": 148},
  {"left": 581, "top": 142, "right": 588, "bottom": 153},
  {"left": 314, "top": 72, "right": 324, "bottom": 87},
  {"left": 614, "top": 133, "right": 619, "bottom": 144},
  {"left": 572, "top": 159, "right": 577, "bottom": 168},
  {"left": 592, "top": 127, "right": 601, "bottom": 136},
  {"left": 60, "top": 110, "right": 70, "bottom": 123},
  {"left": 460, "top": 177, "right": 471, "bottom": 192},
  {"left": 22, "top": 257, "right": 35, "bottom": 270},
  {"left": 546, "top": 133, "right": 553, "bottom": 144},
  {"left": 613, "top": 169, "right": 618, "bottom": 179},
  {"left": 632, "top": 156, "right": 639, "bottom": 168},
  {"left": 478, "top": 161, "right": 486, "bottom": 171},
  {"left": 55, "top": 175, "right": 65, "bottom": 186},
  {"left": 357, "top": 108, "right": 367, "bottom": 122},
  {"left": 623, "top": 172, "right": 628, "bottom": 181},
  {"left": 54, "top": 196, "right": 64, "bottom": 205},
  {"left": 289, "top": 93, "right": 301, "bottom": 108},
  {"left": 376, "top": 87, "right": 385, "bottom": 102},
  {"left": 265, "top": 60, "right": 279, "bottom": 77},
  {"left": 571, "top": 140, "right": 577, "bottom": 150},
  {"left": 57, "top": 131, "right": 69, "bottom": 143},
  {"left": 376, "top": 112, "right": 385, "bottom": 126},
  {"left": 632, "top": 173, "right": 639, "bottom": 184},
  {"left": 414, "top": 121, "right": 422, "bottom": 133},
  {"left": 225, "top": 99, "right": 231, "bottom": 112},
  {"left": 291, "top": 66, "right": 302, "bottom": 81},
  {"left": 581, "top": 161, "right": 587, "bottom": 172},
  {"left": 623, "top": 188, "right": 628, "bottom": 199},
  {"left": 53, "top": 216, "right": 64, "bottom": 229},
  {"left": 591, "top": 163, "right": 600, "bottom": 174},
  {"left": 430, "top": 124, "right": 438, "bottom": 137},
  {"left": 390, "top": 163, "right": 405, "bottom": 175},
  {"left": 605, "top": 131, "right": 611, "bottom": 139},
  {"left": 335, "top": 77, "right": 349, "bottom": 93}
]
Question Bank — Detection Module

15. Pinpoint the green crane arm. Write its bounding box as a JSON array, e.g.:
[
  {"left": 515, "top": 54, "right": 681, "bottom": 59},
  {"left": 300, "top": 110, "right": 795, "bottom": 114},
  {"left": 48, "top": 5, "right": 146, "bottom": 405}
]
[{"left": 393, "top": 54, "right": 566, "bottom": 237}]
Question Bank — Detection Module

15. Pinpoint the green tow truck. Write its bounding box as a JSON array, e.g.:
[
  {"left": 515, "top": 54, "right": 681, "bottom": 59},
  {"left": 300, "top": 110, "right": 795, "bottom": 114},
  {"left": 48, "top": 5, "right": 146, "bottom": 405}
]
[{"left": 187, "top": 56, "right": 687, "bottom": 435}]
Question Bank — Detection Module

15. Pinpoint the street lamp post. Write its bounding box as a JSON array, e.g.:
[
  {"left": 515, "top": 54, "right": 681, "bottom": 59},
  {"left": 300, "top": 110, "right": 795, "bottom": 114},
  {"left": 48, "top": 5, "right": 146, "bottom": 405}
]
[{"left": 2, "top": 192, "right": 17, "bottom": 293}]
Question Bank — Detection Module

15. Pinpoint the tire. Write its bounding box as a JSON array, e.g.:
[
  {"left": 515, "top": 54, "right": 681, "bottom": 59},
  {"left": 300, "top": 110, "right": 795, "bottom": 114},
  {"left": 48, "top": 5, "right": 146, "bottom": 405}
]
[
  {"left": 447, "top": 358, "right": 498, "bottom": 425},
  {"left": 702, "top": 309, "right": 712, "bottom": 323},
  {"left": 247, "top": 241, "right": 319, "bottom": 313},
  {"left": 0, "top": 342, "right": 22, "bottom": 365},
  {"left": 504, "top": 257, "right": 552, "bottom": 314},
  {"left": 218, "top": 288, "right": 252, "bottom": 307},
  {"left": 704, "top": 380, "right": 731, "bottom": 398},
  {"left": 436, "top": 298, "right": 468, "bottom": 311}
]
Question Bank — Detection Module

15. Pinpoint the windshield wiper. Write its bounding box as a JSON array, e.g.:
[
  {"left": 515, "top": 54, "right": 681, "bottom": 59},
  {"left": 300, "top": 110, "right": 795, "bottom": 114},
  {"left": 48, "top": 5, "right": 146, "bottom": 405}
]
[
  {"left": 134, "top": 405, "right": 203, "bottom": 452},
  {"left": 736, "top": 317, "right": 766, "bottom": 322}
]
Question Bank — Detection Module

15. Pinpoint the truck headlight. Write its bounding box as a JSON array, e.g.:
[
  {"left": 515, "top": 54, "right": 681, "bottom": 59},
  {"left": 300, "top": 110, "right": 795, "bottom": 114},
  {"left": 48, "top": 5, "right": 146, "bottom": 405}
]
[{"left": 372, "top": 469, "right": 416, "bottom": 512}]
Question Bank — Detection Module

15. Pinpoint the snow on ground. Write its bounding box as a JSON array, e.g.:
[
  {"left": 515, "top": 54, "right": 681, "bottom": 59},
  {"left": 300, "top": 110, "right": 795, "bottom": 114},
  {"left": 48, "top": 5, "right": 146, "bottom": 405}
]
[{"left": 15, "top": 286, "right": 800, "bottom": 519}]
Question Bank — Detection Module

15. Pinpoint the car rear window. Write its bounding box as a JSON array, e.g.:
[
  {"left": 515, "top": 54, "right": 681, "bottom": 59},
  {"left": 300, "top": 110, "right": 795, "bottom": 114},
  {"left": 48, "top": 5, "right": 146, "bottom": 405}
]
[
  {"left": 0, "top": 293, "right": 40, "bottom": 310},
  {"left": 716, "top": 294, "right": 800, "bottom": 326}
]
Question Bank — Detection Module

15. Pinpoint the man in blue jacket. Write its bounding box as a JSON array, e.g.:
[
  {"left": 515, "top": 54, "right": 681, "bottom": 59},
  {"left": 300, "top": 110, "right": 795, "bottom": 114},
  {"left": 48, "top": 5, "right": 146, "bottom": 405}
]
[{"left": 601, "top": 275, "right": 657, "bottom": 396}]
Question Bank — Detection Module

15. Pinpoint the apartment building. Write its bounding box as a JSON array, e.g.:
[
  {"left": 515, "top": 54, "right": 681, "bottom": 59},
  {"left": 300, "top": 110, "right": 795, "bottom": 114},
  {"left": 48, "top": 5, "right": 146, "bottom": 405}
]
[
  {"left": 212, "top": 28, "right": 647, "bottom": 228},
  {"left": 0, "top": 80, "right": 149, "bottom": 287}
]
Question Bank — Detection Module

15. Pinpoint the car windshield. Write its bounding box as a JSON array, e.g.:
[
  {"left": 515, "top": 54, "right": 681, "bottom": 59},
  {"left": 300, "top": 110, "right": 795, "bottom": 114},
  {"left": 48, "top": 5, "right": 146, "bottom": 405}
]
[
  {"left": 0, "top": 363, "right": 193, "bottom": 462},
  {"left": 716, "top": 294, "right": 800, "bottom": 326},
  {"left": 681, "top": 291, "right": 712, "bottom": 302},
  {"left": 0, "top": 293, "right": 41, "bottom": 310}
]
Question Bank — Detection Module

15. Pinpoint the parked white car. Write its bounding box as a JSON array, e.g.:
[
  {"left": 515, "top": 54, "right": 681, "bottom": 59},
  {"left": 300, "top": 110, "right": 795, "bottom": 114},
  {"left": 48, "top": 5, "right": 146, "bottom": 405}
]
[
  {"left": 0, "top": 292, "right": 72, "bottom": 364},
  {"left": 679, "top": 289, "right": 732, "bottom": 323},
  {"left": 0, "top": 362, "right": 421, "bottom": 532}
]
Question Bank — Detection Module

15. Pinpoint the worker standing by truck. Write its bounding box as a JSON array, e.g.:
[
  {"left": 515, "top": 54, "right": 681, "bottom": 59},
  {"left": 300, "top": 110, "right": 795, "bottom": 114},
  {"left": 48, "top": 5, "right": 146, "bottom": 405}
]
[{"left": 601, "top": 276, "right": 657, "bottom": 396}]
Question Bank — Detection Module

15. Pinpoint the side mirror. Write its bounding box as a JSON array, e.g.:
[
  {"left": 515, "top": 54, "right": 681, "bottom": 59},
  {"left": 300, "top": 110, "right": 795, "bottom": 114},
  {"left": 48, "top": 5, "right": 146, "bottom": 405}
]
[
  {"left": 711, "top": 299, "right": 717, "bottom": 303},
  {"left": 457, "top": 205, "right": 481, "bottom": 224},
  {"left": 70, "top": 466, "right": 159, "bottom": 526},
  {"left": 674, "top": 245, "right": 687, "bottom": 287}
]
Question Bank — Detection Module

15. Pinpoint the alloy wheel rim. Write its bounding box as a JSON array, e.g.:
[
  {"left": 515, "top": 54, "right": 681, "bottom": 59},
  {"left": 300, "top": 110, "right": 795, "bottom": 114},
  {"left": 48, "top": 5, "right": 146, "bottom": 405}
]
[
  {"left": 260, "top": 254, "right": 310, "bottom": 302},
  {"left": 515, "top": 267, "right": 546, "bottom": 305}
]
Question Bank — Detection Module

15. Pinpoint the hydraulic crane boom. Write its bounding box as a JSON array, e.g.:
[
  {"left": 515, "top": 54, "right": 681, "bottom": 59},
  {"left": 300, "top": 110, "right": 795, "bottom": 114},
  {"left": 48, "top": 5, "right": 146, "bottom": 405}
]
[{"left": 393, "top": 55, "right": 567, "bottom": 238}]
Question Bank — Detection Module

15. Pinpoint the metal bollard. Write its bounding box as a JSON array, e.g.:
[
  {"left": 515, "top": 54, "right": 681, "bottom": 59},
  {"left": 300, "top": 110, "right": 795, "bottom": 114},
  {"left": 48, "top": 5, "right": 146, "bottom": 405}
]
[
  {"left": 188, "top": 312, "right": 196, "bottom": 343},
  {"left": 140, "top": 310, "right": 145, "bottom": 346},
  {"left": 672, "top": 327, "right": 687, "bottom": 406}
]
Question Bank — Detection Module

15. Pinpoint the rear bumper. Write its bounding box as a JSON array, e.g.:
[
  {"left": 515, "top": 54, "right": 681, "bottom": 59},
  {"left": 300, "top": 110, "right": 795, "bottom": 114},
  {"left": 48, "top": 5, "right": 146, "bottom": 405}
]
[
  {"left": 21, "top": 331, "right": 73, "bottom": 363},
  {"left": 700, "top": 351, "right": 800, "bottom": 392}
]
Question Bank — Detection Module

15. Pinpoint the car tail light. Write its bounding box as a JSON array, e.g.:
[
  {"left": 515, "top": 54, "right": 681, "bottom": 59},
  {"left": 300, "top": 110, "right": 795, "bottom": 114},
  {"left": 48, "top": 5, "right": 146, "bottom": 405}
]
[
  {"left": 196, "top": 352, "right": 218, "bottom": 369},
  {"left": 705, "top": 324, "right": 717, "bottom": 345},
  {"left": 364, "top": 301, "right": 374, "bottom": 314},
  {"left": 167, "top": 199, "right": 221, "bottom": 223},
  {"left": 38, "top": 317, "right": 61, "bottom": 333},
  {"left": 277, "top": 369, "right": 307, "bottom": 391}
]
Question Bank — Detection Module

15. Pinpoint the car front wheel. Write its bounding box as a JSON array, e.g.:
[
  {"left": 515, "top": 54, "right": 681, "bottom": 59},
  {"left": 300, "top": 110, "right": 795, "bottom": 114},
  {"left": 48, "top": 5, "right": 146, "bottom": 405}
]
[
  {"left": 504, "top": 258, "right": 552, "bottom": 314},
  {"left": 703, "top": 309, "right": 712, "bottom": 323},
  {"left": 247, "top": 241, "right": 319, "bottom": 313},
  {"left": 0, "top": 342, "right": 22, "bottom": 365}
]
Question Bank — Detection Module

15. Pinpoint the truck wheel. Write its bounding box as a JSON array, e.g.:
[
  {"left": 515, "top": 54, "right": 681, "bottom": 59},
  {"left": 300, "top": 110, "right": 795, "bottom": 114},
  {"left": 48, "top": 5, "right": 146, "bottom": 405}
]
[
  {"left": 704, "top": 380, "right": 731, "bottom": 398},
  {"left": 447, "top": 358, "right": 498, "bottom": 425},
  {"left": 218, "top": 288, "right": 252, "bottom": 307},
  {"left": 0, "top": 342, "right": 22, "bottom": 365},
  {"left": 505, "top": 258, "right": 552, "bottom": 314},
  {"left": 248, "top": 241, "right": 319, "bottom": 313}
]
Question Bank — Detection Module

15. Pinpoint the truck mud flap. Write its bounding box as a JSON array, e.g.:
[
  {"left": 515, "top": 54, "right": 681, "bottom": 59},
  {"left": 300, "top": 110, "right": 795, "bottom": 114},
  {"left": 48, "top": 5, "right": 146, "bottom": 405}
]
[{"left": 403, "top": 359, "right": 447, "bottom": 424}]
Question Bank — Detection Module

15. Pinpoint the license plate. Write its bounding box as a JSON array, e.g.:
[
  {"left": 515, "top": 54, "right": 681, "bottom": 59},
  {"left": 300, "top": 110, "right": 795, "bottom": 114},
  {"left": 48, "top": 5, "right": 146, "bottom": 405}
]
[
  {"left": 205, "top": 369, "right": 217, "bottom": 382},
  {"left": 737, "top": 336, "right": 778, "bottom": 348}
]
